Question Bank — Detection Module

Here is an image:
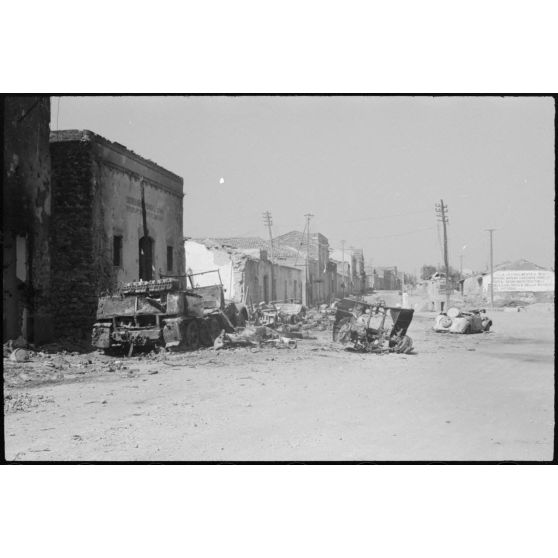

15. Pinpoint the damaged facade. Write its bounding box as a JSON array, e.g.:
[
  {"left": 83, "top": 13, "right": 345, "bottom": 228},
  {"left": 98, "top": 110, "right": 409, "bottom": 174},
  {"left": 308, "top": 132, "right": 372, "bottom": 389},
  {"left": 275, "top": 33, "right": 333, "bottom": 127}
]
[
  {"left": 273, "top": 231, "right": 336, "bottom": 306},
  {"left": 49, "top": 130, "right": 185, "bottom": 338},
  {"left": 3, "top": 96, "right": 53, "bottom": 343},
  {"left": 330, "top": 247, "right": 366, "bottom": 297},
  {"left": 185, "top": 238, "right": 303, "bottom": 306},
  {"left": 461, "top": 260, "right": 554, "bottom": 305}
]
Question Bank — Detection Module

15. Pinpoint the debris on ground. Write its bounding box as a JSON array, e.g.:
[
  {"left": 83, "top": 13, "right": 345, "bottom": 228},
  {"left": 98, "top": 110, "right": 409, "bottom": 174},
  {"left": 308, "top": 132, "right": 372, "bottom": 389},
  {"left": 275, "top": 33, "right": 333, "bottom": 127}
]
[{"left": 4, "top": 392, "right": 55, "bottom": 414}]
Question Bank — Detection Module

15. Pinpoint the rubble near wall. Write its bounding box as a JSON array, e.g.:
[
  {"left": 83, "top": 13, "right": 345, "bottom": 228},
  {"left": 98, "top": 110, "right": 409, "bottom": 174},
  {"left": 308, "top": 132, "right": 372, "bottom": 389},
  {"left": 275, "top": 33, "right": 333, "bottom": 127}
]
[{"left": 50, "top": 140, "right": 98, "bottom": 339}]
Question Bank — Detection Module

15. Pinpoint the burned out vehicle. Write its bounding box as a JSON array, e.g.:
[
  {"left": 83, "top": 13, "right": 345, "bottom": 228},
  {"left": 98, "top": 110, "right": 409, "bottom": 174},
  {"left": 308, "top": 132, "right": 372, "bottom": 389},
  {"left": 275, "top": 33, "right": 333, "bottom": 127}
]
[
  {"left": 332, "top": 298, "right": 414, "bottom": 354},
  {"left": 433, "top": 307, "right": 492, "bottom": 334},
  {"left": 187, "top": 270, "right": 249, "bottom": 329},
  {"left": 253, "top": 301, "right": 306, "bottom": 328},
  {"left": 91, "top": 278, "right": 235, "bottom": 355}
]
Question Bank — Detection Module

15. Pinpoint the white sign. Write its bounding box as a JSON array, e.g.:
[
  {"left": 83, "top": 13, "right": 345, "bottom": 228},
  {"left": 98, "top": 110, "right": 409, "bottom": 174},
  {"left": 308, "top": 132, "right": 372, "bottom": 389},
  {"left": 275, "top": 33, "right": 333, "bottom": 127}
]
[{"left": 484, "top": 270, "right": 554, "bottom": 292}]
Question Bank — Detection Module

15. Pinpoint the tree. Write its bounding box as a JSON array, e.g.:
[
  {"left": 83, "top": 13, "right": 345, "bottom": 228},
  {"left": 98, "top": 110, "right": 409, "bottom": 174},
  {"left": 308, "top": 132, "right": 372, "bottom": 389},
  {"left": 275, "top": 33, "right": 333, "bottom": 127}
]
[
  {"left": 404, "top": 273, "right": 417, "bottom": 287},
  {"left": 420, "top": 264, "right": 437, "bottom": 280}
]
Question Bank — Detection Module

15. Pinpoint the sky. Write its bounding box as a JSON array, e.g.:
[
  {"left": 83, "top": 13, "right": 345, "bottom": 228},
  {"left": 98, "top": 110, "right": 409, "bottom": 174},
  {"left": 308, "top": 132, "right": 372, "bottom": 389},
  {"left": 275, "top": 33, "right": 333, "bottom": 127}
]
[{"left": 50, "top": 96, "right": 555, "bottom": 275}]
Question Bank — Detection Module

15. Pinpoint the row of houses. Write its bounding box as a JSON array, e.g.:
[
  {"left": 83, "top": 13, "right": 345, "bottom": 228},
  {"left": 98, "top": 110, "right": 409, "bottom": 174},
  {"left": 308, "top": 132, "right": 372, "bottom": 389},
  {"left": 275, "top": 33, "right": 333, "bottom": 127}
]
[
  {"left": 185, "top": 232, "right": 367, "bottom": 309},
  {"left": 3, "top": 96, "right": 367, "bottom": 343}
]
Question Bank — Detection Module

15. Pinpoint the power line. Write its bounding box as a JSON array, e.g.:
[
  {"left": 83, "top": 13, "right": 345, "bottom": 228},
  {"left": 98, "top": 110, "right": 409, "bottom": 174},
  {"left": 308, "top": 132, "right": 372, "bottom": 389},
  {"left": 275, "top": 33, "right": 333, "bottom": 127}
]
[
  {"left": 363, "top": 226, "right": 435, "bottom": 240},
  {"left": 343, "top": 208, "right": 431, "bottom": 224}
]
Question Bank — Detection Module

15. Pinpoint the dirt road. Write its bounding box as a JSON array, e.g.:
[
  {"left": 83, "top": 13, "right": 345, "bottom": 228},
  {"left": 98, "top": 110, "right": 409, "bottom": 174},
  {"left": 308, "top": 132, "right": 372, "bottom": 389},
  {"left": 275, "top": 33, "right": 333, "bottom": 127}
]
[{"left": 3, "top": 306, "right": 554, "bottom": 461}]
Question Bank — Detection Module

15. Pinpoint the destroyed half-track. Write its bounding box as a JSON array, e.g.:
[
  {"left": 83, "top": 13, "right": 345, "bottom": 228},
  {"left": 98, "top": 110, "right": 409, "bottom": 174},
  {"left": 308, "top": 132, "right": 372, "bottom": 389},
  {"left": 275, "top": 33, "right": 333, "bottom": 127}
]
[{"left": 91, "top": 278, "right": 235, "bottom": 355}]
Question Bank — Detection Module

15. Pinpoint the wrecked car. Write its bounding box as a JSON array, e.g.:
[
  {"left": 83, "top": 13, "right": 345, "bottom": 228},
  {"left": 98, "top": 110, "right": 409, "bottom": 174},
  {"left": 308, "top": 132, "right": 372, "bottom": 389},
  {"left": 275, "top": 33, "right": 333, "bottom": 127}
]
[
  {"left": 332, "top": 298, "right": 414, "bottom": 354},
  {"left": 433, "top": 307, "right": 492, "bottom": 334},
  {"left": 252, "top": 301, "right": 306, "bottom": 328},
  {"left": 91, "top": 278, "right": 235, "bottom": 355}
]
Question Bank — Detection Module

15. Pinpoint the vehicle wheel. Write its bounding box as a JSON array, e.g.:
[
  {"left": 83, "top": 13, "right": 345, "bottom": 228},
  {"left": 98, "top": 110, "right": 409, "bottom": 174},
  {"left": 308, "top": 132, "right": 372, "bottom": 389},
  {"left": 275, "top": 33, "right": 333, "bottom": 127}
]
[
  {"left": 393, "top": 335, "right": 413, "bottom": 354},
  {"left": 439, "top": 316, "right": 452, "bottom": 328},
  {"left": 207, "top": 316, "right": 222, "bottom": 341},
  {"left": 335, "top": 318, "right": 353, "bottom": 344},
  {"left": 482, "top": 319, "right": 492, "bottom": 332},
  {"left": 199, "top": 321, "right": 212, "bottom": 346},
  {"left": 184, "top": 320, "right": 200, "bottom": 350},
  {"left": 333, "top": 317, "right": 349, "bottom": 341}
]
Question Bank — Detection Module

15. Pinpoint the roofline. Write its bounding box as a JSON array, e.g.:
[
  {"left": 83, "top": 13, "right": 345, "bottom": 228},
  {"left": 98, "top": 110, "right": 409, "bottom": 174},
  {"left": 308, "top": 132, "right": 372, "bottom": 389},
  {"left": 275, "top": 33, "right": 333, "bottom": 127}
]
[{"left": 49, "top": 129, "right": 183, "bottom": 185}]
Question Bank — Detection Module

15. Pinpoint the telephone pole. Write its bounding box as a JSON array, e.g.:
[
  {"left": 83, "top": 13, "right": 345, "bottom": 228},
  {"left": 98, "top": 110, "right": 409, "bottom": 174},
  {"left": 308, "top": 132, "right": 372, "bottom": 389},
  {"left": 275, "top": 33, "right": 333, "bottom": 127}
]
[
  {"left": 304, "top": 213, "right": 314, "bottom": 305},
  {"left": 262, "top": 211, "right": 274, "bottom": 263},
  {"left": 340, "top": 240, "right": 346, "bottom": 298},
  {"left": 435, "top": 199, "right": 450, "bottom": 309},
  {"left": 485, "top": 228, "right": 496, "bottom": 309},
  {"left": 262, "top": 210, "right": 275, "bottom": 301}
]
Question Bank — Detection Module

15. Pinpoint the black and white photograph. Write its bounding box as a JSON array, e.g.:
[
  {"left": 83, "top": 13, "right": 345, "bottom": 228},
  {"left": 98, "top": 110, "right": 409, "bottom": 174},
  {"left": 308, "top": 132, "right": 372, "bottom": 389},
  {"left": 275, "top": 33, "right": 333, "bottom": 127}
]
[
  {"left": 2, "top": 3, "right": 558, "bottom": 558},
  {"left": 3, "top": 94, "right": 555, "bottom": 463}
]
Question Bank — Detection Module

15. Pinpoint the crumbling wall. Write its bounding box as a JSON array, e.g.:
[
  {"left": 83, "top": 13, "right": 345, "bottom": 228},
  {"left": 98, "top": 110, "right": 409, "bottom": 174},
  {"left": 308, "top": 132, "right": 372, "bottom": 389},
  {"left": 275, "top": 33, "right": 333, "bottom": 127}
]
[
  {"left": 2, "top": 96, "right": 52, "bottom": 343},
  {"left": 50, "top": 139, "right": 98, "bottom": 338}
]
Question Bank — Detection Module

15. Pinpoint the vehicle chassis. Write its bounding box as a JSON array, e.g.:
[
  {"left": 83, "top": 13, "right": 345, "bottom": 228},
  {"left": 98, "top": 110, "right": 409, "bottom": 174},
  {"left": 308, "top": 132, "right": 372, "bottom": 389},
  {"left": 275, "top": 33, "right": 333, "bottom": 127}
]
[{"left": 332, "top": 298, "right": 414, "bottom": 354}]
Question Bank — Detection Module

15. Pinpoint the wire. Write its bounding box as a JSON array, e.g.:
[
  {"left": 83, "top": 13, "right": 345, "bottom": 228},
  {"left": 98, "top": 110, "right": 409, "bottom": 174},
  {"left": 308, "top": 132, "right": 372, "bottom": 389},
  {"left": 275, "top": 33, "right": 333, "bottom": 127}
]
[
  {"left": 363, "top": 226, "right": 435, "bottom": 240},
  {"left": 343, "top": 208, "right": 431, "bottom": 224}
]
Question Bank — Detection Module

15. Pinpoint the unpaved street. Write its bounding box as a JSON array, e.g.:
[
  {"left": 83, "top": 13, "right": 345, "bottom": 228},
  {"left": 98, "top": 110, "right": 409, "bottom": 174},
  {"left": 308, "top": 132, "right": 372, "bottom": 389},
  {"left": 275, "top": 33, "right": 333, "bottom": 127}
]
[{"left": 4, "top": 306, "right": 554, "bottom": 461}]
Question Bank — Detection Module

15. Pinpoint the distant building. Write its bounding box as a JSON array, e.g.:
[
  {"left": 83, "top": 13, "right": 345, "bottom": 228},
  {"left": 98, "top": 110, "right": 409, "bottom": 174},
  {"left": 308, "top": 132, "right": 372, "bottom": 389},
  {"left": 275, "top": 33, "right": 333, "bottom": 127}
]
[
  {"left": 185, "top": 238, "right": 303, "bottom": 306},
  {"left": 462, "top": 259, "right": 554, "bottom": 304},
  {"left": 330, "top": 247, "right": 366, "bottom": 297},
  {"left": 3, "top": 96, "right": 53, "bottom": 343},
  {"left": 274, "top": 231, "right": 335, "bottom": 305},
  {"left": 373, "top": 266, "right": 401, "bottom": 291},
  {"left": 49, "top": 130, "right": 185, "bottom": 338}
]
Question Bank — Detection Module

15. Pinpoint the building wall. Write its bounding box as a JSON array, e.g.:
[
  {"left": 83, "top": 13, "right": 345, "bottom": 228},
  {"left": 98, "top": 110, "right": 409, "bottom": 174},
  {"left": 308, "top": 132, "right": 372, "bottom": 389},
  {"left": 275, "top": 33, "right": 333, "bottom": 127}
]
[
  {"left": 3, "top": 96, "right": 52, "bottom": 343},
  {"left": 185, "top": 241, "right": 238, "bottom": 298},
  {"left": 185, "top": 241, "right": 303, "bottom": 306},
  {"left": 50, "top": 130, "right": 184, "bottom": 338},
  {"left": 91, "top": 142, "right": 184, "bottom": 288}
]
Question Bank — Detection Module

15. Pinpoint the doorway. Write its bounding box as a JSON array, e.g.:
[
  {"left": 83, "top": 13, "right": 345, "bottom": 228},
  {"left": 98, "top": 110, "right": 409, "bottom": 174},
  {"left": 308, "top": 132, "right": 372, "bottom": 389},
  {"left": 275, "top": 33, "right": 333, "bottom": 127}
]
[{"left": 139, "top": 236, "right": 154, "bottom": 280}]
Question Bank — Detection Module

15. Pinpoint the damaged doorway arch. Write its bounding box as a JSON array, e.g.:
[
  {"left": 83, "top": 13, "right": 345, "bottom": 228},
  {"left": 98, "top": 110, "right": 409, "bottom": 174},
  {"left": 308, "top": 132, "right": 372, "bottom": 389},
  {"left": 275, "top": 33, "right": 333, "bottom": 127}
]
[{"left": 139, "top": 236, "right": 154, "bottom": 281}]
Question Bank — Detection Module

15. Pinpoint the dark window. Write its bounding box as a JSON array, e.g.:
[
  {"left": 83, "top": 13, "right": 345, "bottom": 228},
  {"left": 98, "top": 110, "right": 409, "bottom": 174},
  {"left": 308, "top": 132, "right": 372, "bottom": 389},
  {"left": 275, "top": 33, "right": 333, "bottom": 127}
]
[
  {"left": 167, "top": 246, "right": 173, "bottom": 272},
  {"left": 113, "top": 235, "right": 123, "bottom": 267}
]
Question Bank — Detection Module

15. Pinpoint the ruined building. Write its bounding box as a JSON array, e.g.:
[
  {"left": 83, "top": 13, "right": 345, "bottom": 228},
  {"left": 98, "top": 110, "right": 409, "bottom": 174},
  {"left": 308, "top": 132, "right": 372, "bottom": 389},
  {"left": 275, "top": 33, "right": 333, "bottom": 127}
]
[
  {"left": 185, "top": 238, "right": 303, "bottom": 305},
  {"left": 3, "top": 96, "right": 53, "bottom": 343},
  {"left": 49, "top": 130, "right": 185, "bottom": 338},
  {"left": 273, "top": 231, "right": 336, "bottom": 305}
]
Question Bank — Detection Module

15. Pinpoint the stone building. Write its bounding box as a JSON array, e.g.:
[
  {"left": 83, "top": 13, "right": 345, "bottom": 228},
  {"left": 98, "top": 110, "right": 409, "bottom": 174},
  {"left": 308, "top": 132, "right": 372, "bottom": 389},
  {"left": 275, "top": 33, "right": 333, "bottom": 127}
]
[
  {"left": 3, "top": 96, "right": 53, "bottom": 343},
  {"left": 330, "top": 247, "right": 366, "bottom": 297},
  {"left": 462, "top": 260, "right": 554, "bottom": 305},
  {"left": 185, "top": 238, "right": 303, "bottom": 306},
  {"left": 373, "top": 266, "right": 401, "bottom": 291},
  {"left": 49, "top": 130, "right": 184, "bottom": 338},
  {"left": 273, "top": 231, "right": 336, "bottom": 305}
]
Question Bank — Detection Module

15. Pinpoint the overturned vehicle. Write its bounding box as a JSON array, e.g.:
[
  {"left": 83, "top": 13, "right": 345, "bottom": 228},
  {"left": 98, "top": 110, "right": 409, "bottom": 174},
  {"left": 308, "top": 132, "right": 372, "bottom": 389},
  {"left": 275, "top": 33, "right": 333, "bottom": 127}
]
[
  {"left": 91, "top": 278, "right": 235, "bottom": 355},
  {"left": 433, "top": 307, "right": 492, "bottom": 334},
  {"left": 332, "top": 298, "right": 414, "bottom": 354}
]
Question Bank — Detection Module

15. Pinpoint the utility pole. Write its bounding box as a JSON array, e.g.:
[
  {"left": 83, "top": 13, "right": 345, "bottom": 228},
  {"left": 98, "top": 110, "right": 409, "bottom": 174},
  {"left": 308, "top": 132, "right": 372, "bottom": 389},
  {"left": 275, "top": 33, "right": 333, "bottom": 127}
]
[
  {"left": 340, "top": 240, "right": 345, "bottom": 298},
  {"left": 304, "top": 213, "right": 314, "bottom": 305},
  {"left": 485, "top": 228, "right": 496, "bottom": 309},
  {"left": 262, "top": 210, "right": 275, "bottom": 301},
  {"left": 435, "top": 199, "right": 450, "bottom": 310}
]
